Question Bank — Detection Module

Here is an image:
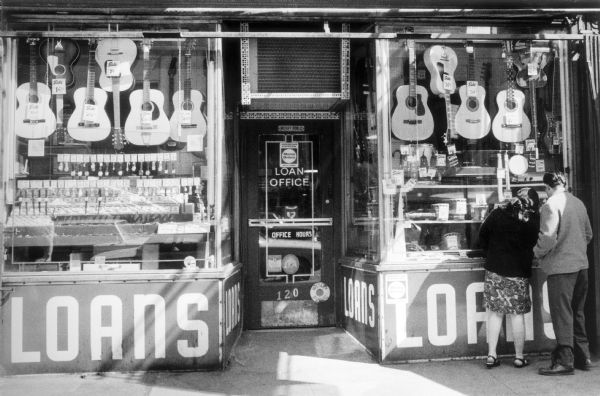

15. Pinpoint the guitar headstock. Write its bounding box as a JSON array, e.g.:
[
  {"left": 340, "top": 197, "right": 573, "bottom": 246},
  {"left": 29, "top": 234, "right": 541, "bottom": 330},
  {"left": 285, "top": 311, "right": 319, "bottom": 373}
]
[{"left": 112, "top": 128, "right": 126, "bottom": 151}]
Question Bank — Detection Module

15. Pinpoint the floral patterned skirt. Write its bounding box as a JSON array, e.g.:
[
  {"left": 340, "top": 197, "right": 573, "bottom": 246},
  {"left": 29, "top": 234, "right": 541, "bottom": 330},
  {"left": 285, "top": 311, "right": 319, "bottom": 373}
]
[{"left": 483, "top": 270, "right": 531, "bottom": 315}]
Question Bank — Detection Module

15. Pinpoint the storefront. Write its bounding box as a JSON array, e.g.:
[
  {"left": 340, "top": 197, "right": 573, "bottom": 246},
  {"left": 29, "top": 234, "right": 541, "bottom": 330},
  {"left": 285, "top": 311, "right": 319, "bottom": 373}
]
[{"left": 1, "top": 1, "right": 599, "bottom": 373}]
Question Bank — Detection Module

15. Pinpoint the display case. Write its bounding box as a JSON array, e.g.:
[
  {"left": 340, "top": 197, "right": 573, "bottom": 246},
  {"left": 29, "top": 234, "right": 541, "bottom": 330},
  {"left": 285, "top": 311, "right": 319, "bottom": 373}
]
[
  {"left": 1, "top": 35, "right": 232, "bottom": 273},
  {"left": 381, "top": 38, "right": 569, "bottom": 262}
]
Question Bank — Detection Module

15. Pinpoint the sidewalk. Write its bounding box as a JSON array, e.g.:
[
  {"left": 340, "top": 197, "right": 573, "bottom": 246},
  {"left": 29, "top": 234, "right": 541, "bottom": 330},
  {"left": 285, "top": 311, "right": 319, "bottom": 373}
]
[{"left": 1, "top": 327, "right": 599, "bottom": 396}]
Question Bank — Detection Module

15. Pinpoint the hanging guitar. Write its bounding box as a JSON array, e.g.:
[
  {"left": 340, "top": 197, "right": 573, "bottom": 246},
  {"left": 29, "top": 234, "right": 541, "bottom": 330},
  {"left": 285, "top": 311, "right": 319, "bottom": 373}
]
[
  {"left": 169, "top": 40, "right": 208, "bottom": 144},
  {"left": 391, "top": 39, "right": 434, "bottom": 141},
  {"left": 520, "top": 48, "right": 549, "bottom": 159},
  {"left": 423, "top": 44, "right": 458, "bottom": 97},
  {"left": 15, "top": 38, "right": 56, "bottom": 139},
  {"left": 491, "top": 43, "right": 531, "bottom": 143},
  {"left": 96, "top": 38, "right": 137, "bottom": 150},
  {"left": 161, "top": 56, "right": 187, "bottom": 151},
  {"left": 454, "top": 42, "right": 491, "bottom": 139},
  {"left": 68, "top": 40, "right": 111, "bottom": 142},
  {"left": 543, "top": 46, "right": 563, "bottom": 156},
  {"left": 40, "top": 39, "right": 80, "bottom": 144},
  {"left": 124, "top": 39, "right": 170, "bottom": 146}
]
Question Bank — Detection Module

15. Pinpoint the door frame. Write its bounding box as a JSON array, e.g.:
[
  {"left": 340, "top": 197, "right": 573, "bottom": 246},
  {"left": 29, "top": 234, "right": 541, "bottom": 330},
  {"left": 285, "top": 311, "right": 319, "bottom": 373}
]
[{"left": 239, "top": 115, "right": 343, "bottom": 329}]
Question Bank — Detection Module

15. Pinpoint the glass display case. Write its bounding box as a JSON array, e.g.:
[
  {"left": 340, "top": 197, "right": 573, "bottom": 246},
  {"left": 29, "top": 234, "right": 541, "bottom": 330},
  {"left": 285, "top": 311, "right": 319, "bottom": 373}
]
[
  {"left": 383, "top": 38, "right": 567, "bottom": 261},
  {"left": 1, "top": 36, "right": 231, "bottom": 272}
]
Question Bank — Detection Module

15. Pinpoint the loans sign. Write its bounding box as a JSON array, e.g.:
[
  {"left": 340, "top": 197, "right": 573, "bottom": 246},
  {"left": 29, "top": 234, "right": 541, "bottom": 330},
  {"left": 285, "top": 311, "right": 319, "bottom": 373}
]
[{"left": 1, "top": 280, "right": 222, "bottom": 374}]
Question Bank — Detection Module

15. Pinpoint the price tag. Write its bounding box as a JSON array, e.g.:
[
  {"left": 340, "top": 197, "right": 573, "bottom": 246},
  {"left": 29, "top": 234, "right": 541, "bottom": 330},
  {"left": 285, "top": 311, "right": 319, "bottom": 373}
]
[
  {"left": 525, "top": 139, "right": 536, "bottom": 152},
  {"left": 106, "top": 60, "right": 121, "bottom": 77},
  {"left": 110, "top": 154, "right": 118, "bottom": 163},
  {"left": 391, "top": 169, "right": 404, "bottom": 185},
  {"left": 169, "top": 152, "right": 178, "bottom": 161},
  {"left": 436, "top": 154, "right": 446, "bottom": 167},
  {"left": 447, "top": 144, "right": 456, "bottom": 155},
  {"left": 30, "top": 180, "right": 43, "bottom": 189},
  {"left": 149, "top": 153, "right": 158, "bottom": 161},
  {"left": 536, "top": 159, "right": 546, "bottom": 172},
  {"left": 187, "top": 134, "right": 203, "bottom": 152},
  {"left": 418, "top": 167, "right": 428, "bottom": 178},
  {"left": 476, "top": 193, "right": 487, "bottom": 205},
  {"left": 52, "top": 78, "right": 66, "bottom": 95},
  {"left": 57, "top": 154, "right": 64, "bottom": 163},
  {"left": 417, "top": 70, "right": 426, "bottom": 80},
  {"left": 400, "top": 145, "right": 410, "bottom": 155},
  {"left": 26, "top": 103, "right": 40, "bottom": 119},
  {"left": 83, "top": 104, "right": 98, "bottom": 122},
  {"left": 456, "top": 199, "right": 467, "bottom": 215},
  {"left": 382, "top": 179, "right": 397, "bottom": 195},
  {"left": 447, "top": 155, "right": 459, "bottom": 167},
  {"left": 528, "top": 62, "right": 538, "bottom": 76},
  {"left": 515, "top": 144, "right": 524, "bottom": 154},
  {"left": 141, "top": 110, "right": 153, "bottom": 125},
  {"left": 28, "top": 139, "right": 45, "bottom": 157},
  {"left": 124, "top": 154, "right": 132, "bottom": 162},
  {"left": 117, "top": 154, "right": 125, "bottom": 163},
  {"left": 426, "top": 168, "right": 436, "bottom": 178},
  {"left": 193, "top": 177, "right": 201, "bottom": 185},
  {"left": 76, "top": 154, "right": 84, "bottom": 163},
  {"left": 505, "top": 111, "right": 522, "bottom": 126},
  {"left": 57, "top": 179, "right": 66, "bottom": 188},
  {"left": 131, "top": 154, "right": 138, "bottom": 162},
  {"left": 553, "top": 138, "right": 560, "bottom": 146},
  {"left": 443, "top": 73, "right": 454, "bottom": 91},
  {"left": 144, "top": 153, "right": 152, "bottom": 162},
  {"left": 50, "top": 180, "right": 58, "bottom": 188},
  {"left": 180, "top": 110, "right": 192, "bottom": 124},
  {"left": 466, "top": 81, "right": 478, "bottom": 96}
]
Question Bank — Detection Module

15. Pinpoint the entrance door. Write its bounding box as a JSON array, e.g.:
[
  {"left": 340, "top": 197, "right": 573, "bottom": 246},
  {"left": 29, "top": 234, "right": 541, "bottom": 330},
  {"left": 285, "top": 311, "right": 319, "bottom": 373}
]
[{"left": 241, "top": 120, "right": 337, "bottom": 329}]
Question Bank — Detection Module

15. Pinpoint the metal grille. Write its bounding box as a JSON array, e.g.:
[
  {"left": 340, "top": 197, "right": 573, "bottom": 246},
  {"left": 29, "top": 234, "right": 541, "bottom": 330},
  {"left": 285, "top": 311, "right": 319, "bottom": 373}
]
[{"left": 256, "top": 38, "right": 341, "bottom": 93}]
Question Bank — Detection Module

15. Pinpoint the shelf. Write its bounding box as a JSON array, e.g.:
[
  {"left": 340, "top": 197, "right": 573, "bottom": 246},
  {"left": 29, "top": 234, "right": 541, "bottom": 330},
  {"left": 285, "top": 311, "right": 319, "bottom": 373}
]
[
  {"left": 411, "top": 182, "right": 546, "bottom": 189},
  {"left": 407, "top": 219, "right": 482, "bottom": 224}
]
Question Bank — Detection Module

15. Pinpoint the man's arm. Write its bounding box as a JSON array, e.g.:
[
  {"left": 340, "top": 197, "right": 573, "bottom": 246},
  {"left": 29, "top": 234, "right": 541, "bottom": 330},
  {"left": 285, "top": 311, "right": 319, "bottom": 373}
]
[{"left": 534, "top": 204, "right": 560, "bottom": 259}]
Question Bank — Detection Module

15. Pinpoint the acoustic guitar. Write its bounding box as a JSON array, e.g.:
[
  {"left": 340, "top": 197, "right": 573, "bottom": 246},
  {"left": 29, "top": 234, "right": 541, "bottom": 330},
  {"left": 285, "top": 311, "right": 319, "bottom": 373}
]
[
  {"left": 169, "top": 40, "right": 208, "bottom": 143},
  {"left": 391, "top": 39, "right": 434, "bottom": 141},
  {"left": 491, "top": 46, "right": 531, "bottom": 143},
  {"left": 454, "top": 43, "right": 491, "bottom": 139},
  {"left": 15, "top": 38, "right": 56, "bottom": 139},
  {"left": 96, "top": 38, "right": 136, "bottom": 150},
  {"left": 124, "top": 40, "right": 170, "bottom": 146},
  {"left": 423, "top": 45, "right": 457, "bottom": 97},
  {"left": 68, "top": 41, "right": 111, "bottom": 142},
  {"left": 40, "top": 39, "right": 80, "bottom": 144}
]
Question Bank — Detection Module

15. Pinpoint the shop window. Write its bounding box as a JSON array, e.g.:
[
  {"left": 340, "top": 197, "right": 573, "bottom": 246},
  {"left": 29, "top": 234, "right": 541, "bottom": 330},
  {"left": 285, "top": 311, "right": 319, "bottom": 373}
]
[
  {"left": 383, "top": 39, "right": 566, "bottom": 260},
  {"left": 1, "top": 36, "right": 232, "bottom": 272},
  {"left": 345, "top": 41, "right": 380, "bottom": 261}
]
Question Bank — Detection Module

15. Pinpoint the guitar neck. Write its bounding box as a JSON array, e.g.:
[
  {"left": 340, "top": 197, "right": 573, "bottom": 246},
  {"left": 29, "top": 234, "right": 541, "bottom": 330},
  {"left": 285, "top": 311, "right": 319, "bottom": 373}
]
[
  {"left": 86, "top": 48, "right": 96, "bottom": 102},
  {"left": 112, "top": 78, "right": 121, "bottom": 129},
  {"left": 28, "top": 41, "right": 39, "bottom": 97},
  {"left": 443, "top": 92, "right": 454, "bottom": 144},
  {"left": 408, "top": 41, "right": 416, "bottom": 99}
]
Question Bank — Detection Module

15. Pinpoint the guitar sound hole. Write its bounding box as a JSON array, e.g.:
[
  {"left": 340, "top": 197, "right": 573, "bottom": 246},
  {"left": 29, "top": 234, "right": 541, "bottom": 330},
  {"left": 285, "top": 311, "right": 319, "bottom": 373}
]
[
  {"left": 182, "top": 100, "right": 196, "bottom": 111},
  {"left": 405, "top": 96, "right": 417, "bottom": 109},
  {"left": 467, "top": 98, "right": 479, "bottom": 111},
  {"left": 28, "top": 94, "right": 39, "bottom": 103},
  {"left": 505, "top": 100, "right": 517, "bottom": 111},
  {"left": 54, "top": 65, "right": 66, "bottom": 75},
  {"left": 142, "top": 101, "right": 160, "bottom": 119}
]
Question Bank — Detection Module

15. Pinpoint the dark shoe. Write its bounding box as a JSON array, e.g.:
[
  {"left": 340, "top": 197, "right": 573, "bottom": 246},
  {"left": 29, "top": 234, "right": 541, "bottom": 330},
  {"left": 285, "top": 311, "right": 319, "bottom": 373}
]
[
  {"left": 486, "top": 355, "right": 501, "bottom": 369},
  {"left": 574, "top": 359, "right": 595, "bottom": 371},
  {"left": 513, "top": 357, "right": 529, "bottom": 368},
  {"left": 539, "top": 363, "right": 574, "bottom": 376}
]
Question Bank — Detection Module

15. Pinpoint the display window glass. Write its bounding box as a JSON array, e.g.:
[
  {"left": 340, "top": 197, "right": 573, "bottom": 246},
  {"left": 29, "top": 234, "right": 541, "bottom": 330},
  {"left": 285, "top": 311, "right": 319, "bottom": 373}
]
[
  {"left": 346, "top": 41, "right": 380, "bottom": 261},
  {"left": 383, "top": 39, "right": 566, "bottom": 259},
  {"left": 1, "top": 36, "right": 230, "bottom": 272}
]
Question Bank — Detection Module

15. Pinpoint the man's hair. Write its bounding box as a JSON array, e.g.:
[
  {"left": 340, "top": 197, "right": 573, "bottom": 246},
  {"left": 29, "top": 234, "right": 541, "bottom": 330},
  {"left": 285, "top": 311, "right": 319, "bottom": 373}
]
[{"left": 543, "top": 172, "right": 566, "bottom": 188}]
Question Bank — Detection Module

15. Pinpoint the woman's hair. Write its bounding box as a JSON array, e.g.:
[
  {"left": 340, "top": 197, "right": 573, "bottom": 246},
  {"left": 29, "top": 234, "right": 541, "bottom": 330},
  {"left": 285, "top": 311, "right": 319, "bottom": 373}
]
[
  {"left": 516, "top": 187, "right": 540, "bottom": 213},
  {"left": 543, "top": 171, "right": 567, "bottom": 188}
]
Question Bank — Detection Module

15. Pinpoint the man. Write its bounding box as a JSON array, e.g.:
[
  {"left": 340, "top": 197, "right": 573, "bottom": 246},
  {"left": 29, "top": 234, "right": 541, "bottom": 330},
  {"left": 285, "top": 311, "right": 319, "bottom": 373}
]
[{"left": 534, "top": 172, "right": 594, "bottom": 375}]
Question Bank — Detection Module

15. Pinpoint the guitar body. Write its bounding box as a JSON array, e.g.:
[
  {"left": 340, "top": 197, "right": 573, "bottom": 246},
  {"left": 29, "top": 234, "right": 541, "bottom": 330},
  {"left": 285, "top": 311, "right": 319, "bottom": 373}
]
[
  {"left": 96, "top": 38, "right": 137, "bottom": 92},
  {"left": 391, "top": 85, "right": 434, "bottom": 141},
  {"left": 423, "top": 45, "right": 458, "bottom": 96},
  {"left": 39, "top": 38, "right": 80, "bottom": 88},
  {"left": 124, "top": 89, "right": 170, "bottom": 145},
  {"left": 67, "top": 87, "right": 111, "bottom": 141},
  {"left": 169, "top": 89, "right": 208, "bottom": 142},
  {"left": 454, "top": 84, "right": 491, "bottom": 139},
  {"left": 15, "top": 82, "right": 56, "bottom": 139},
  {"left": 491, "top": 89, "right": 531, "bottom": 143}
]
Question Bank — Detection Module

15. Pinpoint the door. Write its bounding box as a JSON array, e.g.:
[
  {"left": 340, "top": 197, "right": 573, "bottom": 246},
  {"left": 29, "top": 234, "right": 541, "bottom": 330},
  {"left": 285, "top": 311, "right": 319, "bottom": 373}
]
[{"left": 241, "top": 120, "right": 337, "bottom": 329}]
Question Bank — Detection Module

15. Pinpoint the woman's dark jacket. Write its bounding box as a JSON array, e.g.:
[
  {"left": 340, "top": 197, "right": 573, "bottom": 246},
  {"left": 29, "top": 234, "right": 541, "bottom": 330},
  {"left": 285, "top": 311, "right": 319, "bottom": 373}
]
[{"left": 478, "top": 207, "right": 540, "bottom": 277}]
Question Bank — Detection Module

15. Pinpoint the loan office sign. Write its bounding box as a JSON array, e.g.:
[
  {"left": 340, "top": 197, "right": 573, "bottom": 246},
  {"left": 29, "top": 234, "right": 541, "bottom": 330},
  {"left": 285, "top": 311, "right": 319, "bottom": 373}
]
[
  {"left": 342, "top": 269, "right": 556, "bottom": 361},
  {"left": 1, "top": 280, "right": 241, "bottom": 374},
  {"left": 267, "top": 142, "right": 311, "bottom": 188}
]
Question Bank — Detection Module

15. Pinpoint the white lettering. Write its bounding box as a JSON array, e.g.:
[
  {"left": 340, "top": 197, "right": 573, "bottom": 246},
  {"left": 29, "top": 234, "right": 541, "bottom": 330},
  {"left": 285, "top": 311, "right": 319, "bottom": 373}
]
[
  {"left": 396, "top": 302, "right": 423, "bottom": 348},
  {"left": 90, "top": 295, "right": 123, "bottom": 360},
  {"left": 47, "top": 296, "right": 79, "bottom": 362},
  {"left": 133, "top": 294, "right": 166, "bottom": 359},
  {"left": 354, "top": 280, "right": 361, "bottom": 321},
  {"left": 465, "top": 282, "right": 485, "bottom": 344},
  {"left": 11, "top": 297, "right": 41, "bottom": 363},
  {"left": 427, "top": 284, "right": 457, "bottom": 346},
  {"left": 177, "top": 293, "right": 209, "bottom": 358},
  {"left": 368, "top": 284, "right": 375, "bottom": 327}
]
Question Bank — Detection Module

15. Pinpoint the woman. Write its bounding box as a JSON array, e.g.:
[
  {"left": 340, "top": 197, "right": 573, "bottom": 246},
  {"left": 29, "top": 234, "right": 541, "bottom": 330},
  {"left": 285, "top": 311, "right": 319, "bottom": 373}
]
[{"left": 478, "top": 187, "right": 540, "bottom": 369}]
